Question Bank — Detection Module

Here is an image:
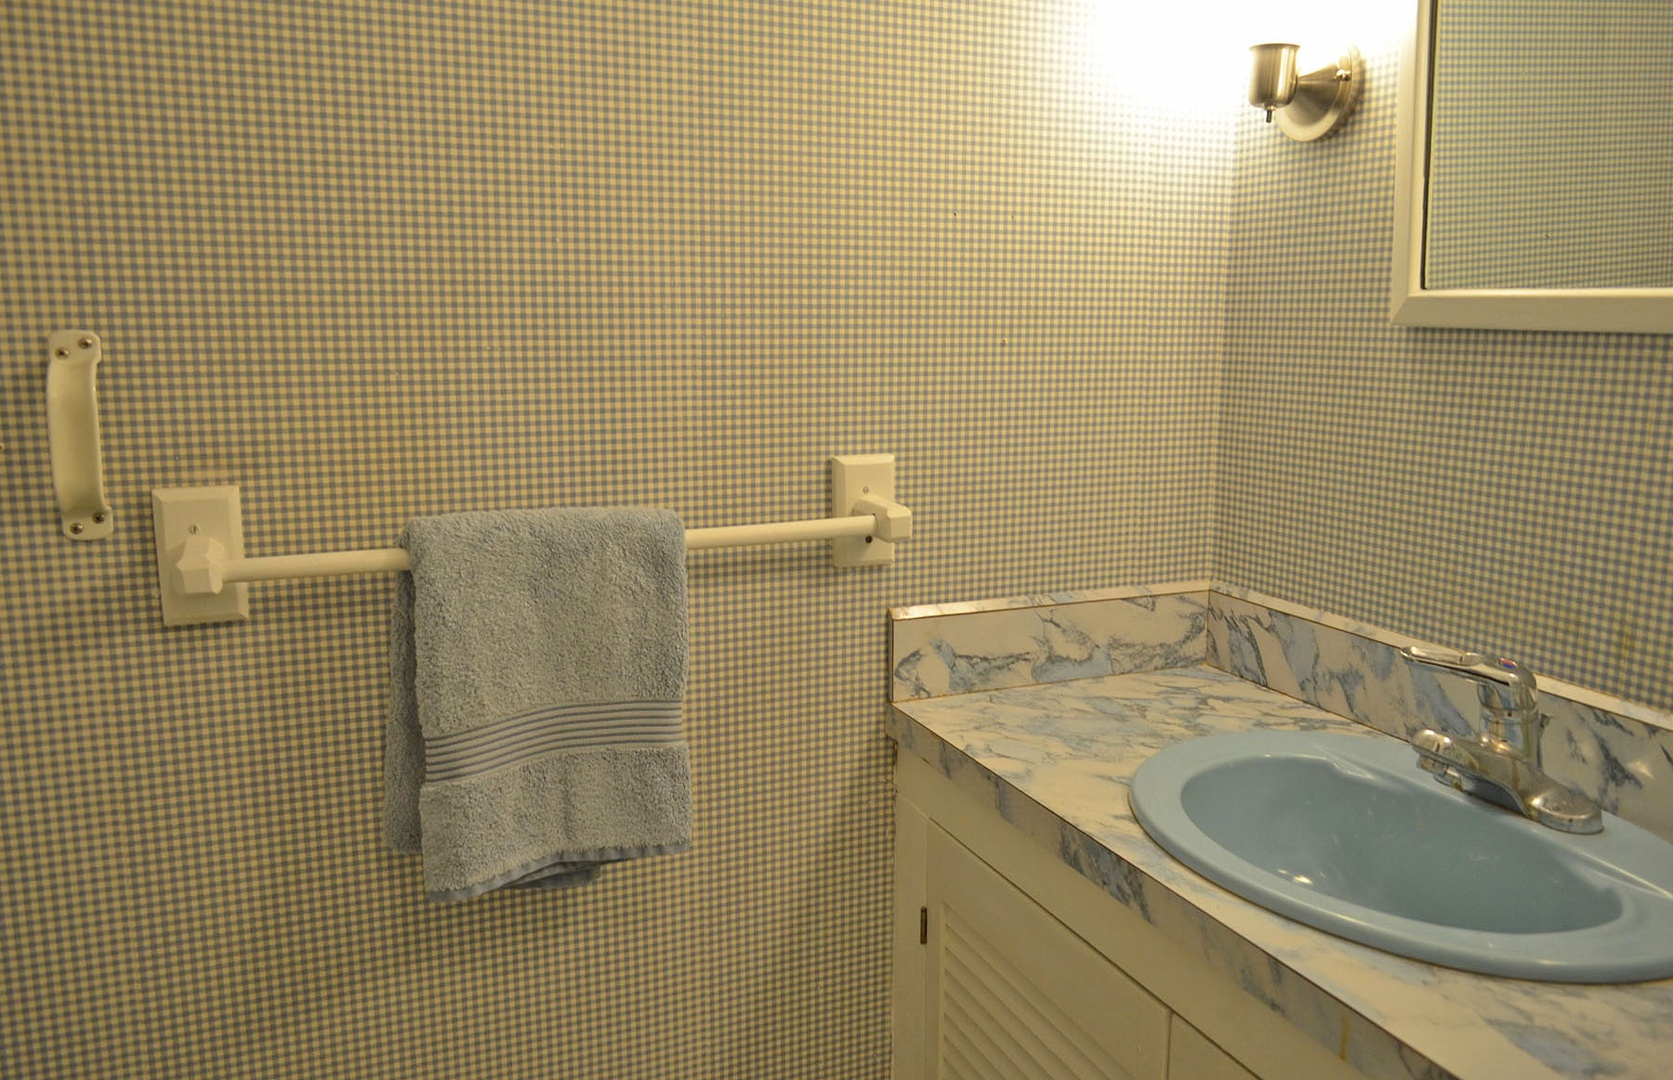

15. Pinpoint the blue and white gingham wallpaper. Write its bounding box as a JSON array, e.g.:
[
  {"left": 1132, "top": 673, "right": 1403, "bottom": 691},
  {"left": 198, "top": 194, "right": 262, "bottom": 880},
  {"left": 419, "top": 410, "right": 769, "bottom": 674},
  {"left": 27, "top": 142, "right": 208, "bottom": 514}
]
[
  {"left": 4, "top": 4, "right": 1669, "bottom": 1078},
  {"left": 1, "top": 3, "right": 1223, "bottom": 1077},
  {"left": 1424, "top": 0, "right": 1673, "bottom": 290}
]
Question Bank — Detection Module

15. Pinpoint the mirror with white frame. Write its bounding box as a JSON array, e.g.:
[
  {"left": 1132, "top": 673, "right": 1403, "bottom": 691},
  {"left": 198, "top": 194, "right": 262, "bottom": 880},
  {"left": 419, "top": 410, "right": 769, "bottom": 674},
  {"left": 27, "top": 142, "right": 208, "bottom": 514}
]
[{"left": 1392, "top": 0, "right": 1673, "bottom": 333}]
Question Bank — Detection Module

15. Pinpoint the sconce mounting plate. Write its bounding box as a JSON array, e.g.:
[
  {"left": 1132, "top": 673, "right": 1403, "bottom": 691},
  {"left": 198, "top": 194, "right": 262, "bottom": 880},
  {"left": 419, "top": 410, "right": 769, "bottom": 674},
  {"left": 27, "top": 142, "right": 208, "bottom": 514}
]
[{"left": 1276, "top": 48, "right": 1363, "bottom": 142}]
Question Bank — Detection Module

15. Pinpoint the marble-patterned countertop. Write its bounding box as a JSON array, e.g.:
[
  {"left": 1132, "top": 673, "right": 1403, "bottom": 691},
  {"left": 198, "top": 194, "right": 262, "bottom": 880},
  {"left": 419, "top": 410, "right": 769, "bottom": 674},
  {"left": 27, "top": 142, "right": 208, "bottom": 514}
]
[{"left": 888, "top": 666, "right": 1673, "bottom": 1080}]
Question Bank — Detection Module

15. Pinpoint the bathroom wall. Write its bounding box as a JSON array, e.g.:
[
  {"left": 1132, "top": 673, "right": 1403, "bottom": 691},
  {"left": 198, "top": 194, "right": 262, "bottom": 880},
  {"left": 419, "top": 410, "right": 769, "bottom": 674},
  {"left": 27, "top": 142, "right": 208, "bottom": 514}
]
[
  {"left": 0, "top": 3, "right": 1227, "bottom": 1078},
  {"left": 1220, "top": 42, "right": 1673, "bottom": 712},
  {"left": 10, "top": 7, "right": 1666, "bottom": 1078}
]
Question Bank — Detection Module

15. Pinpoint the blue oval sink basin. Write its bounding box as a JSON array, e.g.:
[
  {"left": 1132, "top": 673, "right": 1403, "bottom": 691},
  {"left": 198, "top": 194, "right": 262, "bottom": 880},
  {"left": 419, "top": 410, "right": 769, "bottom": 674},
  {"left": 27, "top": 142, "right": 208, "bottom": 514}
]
[{"left": 1128, "top": 731, "right": 1673, "bottom": 982}]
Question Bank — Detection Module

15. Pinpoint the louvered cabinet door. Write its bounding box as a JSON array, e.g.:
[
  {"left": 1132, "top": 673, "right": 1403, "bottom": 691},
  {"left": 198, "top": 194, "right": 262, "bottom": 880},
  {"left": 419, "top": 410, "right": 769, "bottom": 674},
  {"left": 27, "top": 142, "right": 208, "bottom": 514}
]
[{"left": 925, "top": 825, "right": 1169, "bottom": 1080}]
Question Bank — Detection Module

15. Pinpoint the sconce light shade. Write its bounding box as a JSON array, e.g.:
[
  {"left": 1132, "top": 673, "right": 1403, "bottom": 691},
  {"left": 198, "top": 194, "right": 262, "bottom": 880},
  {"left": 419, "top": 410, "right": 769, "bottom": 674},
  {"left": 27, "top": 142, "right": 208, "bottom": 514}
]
[
  {"left": 1248, "top": 43, "right": 1301, "bottom": 119},
  {"left": 1248, "top": 44, "right": 1363, "bottom": 142}
]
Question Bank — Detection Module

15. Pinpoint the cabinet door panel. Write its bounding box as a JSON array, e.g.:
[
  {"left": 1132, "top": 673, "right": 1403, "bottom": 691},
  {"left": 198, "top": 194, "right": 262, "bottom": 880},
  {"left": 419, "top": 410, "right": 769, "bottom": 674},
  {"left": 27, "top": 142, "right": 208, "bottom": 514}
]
[
  {"left": 927, "top": 825, "right": 1169, "bottom": 1080},
  {"left": 1168, "top": 1017, "right": 1258, "bottom": 1080}
]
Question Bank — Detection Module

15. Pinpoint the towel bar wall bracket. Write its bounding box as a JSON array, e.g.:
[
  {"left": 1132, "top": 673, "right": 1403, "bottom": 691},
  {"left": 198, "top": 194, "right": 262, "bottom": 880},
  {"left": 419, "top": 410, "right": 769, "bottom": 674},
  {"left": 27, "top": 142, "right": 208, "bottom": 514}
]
[
  {"left": 152, "top": 486, "right": 252, "bottom": 625},
  {"left": 830, "top": 452, "right": 905, "bottom": 568},
  {"left": 150, "top": 455, "right": 913, "bottom": 626}
]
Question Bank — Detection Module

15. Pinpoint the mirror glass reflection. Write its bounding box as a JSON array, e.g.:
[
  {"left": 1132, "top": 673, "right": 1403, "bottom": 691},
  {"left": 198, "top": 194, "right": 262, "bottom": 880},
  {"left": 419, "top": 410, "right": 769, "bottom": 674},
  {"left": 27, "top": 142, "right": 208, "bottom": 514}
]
[{"left": 1423, "top": 0, "right": 1673, "bottom": 291}]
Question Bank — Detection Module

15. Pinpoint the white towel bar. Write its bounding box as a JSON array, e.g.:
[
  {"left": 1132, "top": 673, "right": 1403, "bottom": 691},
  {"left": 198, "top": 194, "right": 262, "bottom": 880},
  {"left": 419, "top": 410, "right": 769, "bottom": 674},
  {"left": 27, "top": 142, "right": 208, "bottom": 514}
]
[
  {"left": 216, "top": 514, "right": 884, "bottom": 585},
  {"left": 150, "top": 454, "right": 912, "bottom": 626}
]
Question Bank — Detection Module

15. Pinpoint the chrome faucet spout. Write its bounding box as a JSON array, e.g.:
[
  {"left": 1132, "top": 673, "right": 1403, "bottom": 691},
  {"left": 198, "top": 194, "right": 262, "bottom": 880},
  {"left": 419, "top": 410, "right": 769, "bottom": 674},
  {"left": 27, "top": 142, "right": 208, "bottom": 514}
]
[
  {"left": 1405, "top": 645, "right": 1541, "bottom": 760},
  {"left": 1402, "top": 646, "right": 1602, "bottom": 835}
]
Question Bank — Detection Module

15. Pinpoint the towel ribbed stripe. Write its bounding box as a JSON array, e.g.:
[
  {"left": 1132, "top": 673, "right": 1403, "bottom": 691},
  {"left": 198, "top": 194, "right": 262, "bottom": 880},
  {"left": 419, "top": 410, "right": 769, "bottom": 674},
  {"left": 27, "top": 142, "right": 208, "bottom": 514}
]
[
  {"left": 429, "top": 712, "right": 680, "bottom": 765},
  {"left": 424, "top": 700, "right": 683, "bottom": 781}
]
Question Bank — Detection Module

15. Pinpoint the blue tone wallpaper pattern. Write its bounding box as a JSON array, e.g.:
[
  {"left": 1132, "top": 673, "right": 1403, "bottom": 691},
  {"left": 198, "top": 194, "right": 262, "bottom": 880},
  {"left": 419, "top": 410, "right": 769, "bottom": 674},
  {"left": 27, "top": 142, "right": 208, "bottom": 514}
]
[
  {"left": 1, "top": 4, "right": 1221, "bottom": 1077},
  {"left": 2, "top": 3, "right": 1667, "bottom": 1078}
]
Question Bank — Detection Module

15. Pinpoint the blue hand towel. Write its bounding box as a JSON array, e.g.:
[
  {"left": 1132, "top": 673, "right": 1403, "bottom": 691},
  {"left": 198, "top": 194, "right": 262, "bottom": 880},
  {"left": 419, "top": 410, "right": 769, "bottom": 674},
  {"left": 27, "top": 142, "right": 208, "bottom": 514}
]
[{"left": 385, "top": 507, "right": 691, "bottom": 901}]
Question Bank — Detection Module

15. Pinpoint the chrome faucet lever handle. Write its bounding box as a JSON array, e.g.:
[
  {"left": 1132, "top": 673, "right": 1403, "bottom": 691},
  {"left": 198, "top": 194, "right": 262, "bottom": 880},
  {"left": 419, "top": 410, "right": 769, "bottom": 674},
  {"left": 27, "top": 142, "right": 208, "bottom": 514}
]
[
  {"left": 1404, "top": 646, "right": 1538, "bottom": 707},
  {"left": 1404, "top": 645, "right": 1543, "bottom": 758}
]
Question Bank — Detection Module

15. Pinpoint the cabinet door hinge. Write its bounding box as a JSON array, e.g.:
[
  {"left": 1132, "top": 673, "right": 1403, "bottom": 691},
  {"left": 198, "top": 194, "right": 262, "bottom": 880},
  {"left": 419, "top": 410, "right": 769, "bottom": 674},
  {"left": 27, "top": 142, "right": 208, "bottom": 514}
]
[{"left": 919, "top": 906, "right": 929, "bottom": 945}]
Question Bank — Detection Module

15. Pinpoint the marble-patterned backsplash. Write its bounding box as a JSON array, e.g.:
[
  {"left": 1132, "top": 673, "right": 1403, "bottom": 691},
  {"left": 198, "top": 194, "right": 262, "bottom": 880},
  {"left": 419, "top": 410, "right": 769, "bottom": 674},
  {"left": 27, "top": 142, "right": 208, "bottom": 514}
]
[
  {"left": 889, "top": 582, "right": 1673, "bottom": 843},
  {"left": 888, "top": 581, "right": 1210, "bottom": 702},
  {"left": 1207, "top": 587, "right": 1673, "bottom": 844}
]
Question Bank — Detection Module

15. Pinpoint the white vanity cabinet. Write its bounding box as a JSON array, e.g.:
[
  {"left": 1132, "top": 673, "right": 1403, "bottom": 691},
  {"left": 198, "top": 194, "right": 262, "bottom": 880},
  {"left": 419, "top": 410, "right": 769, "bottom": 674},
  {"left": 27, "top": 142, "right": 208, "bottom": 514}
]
[
  {"left": 923, "top": 812, "right": 1172, "bottom": 1079},
  {"left": 893, "top": 752, "right": 1361, "bottom": 1080}
]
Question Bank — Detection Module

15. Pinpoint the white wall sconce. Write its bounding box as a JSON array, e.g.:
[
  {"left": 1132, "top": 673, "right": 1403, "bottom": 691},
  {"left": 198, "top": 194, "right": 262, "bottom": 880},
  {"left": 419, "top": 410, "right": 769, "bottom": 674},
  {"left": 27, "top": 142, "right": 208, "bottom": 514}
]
[{"left": 1248, "top": 42, "right": 1363, "bottom": 141}]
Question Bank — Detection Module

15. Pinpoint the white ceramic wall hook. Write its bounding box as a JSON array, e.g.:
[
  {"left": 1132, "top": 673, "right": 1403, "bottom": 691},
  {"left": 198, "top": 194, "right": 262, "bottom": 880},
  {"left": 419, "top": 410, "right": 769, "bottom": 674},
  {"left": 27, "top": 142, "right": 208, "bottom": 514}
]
[{"left": 45, "top": 330, "right": 115, "bottom": 540}]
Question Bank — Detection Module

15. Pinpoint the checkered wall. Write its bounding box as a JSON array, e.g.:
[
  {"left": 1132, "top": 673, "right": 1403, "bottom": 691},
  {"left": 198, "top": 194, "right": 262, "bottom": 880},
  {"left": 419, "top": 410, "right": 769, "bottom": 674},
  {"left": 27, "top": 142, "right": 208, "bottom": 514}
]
[
  {"left": 1425, "top": 0, "right": 1673, "bottom": 290},
  {"left": 1, "top": 3, "right": 1224, "bottom": 1077},
  {"left": 1220, "top": 42, "right": 1673, "bottom": 714}
]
